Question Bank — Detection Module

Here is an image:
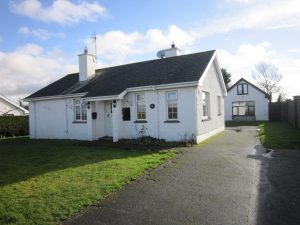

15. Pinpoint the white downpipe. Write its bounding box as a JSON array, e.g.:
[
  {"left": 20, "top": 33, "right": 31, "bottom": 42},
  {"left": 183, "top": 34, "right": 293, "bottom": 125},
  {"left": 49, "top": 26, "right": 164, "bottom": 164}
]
[
  {"left": 156, "top": 89, "right": 160, "bottom": 139},
  {"left": 65, "top": 99, "right": 69, "bottom": 135}
]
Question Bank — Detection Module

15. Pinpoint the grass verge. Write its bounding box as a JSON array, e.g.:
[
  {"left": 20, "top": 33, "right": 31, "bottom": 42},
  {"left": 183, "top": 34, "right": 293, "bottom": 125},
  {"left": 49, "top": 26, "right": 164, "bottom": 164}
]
[
  {"left": 0, "top": 138, "right": 177, "bottom": 225},
  {"left": 259, "top": 122, "right": 300, "bottom": 150}
]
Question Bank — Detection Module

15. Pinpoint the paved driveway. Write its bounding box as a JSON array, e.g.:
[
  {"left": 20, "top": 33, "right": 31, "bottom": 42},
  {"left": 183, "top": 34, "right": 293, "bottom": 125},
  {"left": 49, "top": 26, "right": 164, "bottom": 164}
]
[{"left": 65, "top": 126, "right": 300, "bottom": 225}]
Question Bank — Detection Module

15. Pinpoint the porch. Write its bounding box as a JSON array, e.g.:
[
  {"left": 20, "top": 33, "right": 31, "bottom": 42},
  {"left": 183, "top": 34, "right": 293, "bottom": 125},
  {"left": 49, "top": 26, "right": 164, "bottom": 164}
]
[{"left": 86, "top": 100, "right": 120, "bottom": 142}]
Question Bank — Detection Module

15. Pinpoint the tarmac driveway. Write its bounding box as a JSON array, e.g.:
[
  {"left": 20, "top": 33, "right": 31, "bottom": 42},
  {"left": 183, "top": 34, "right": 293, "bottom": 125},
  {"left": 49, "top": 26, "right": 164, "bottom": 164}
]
[{"left": 65, "top": 126, "right": 300, "bottom": 225}]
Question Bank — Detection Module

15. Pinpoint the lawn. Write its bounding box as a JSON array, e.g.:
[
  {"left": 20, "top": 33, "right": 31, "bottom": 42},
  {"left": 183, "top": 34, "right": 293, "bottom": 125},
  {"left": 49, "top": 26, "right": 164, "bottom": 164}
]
[
  {"left": 259, "top": 122, "right": 300, "bottom": 150},
  {"left": 0, "top": 138, "right": 178, "bottom": 225}
]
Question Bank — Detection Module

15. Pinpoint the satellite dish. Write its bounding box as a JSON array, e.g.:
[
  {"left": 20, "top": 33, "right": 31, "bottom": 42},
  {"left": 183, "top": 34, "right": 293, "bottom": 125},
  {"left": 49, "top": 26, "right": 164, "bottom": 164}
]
[{"left": 157, "top": 50, "right": 165, "bottom": 59}]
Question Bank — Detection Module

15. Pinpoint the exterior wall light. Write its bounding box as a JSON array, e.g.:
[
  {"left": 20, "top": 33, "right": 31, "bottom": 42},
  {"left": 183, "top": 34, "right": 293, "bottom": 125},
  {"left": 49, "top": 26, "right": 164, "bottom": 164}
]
[{"left": 112, "top": 100, "right": 117, "bottom": 108}]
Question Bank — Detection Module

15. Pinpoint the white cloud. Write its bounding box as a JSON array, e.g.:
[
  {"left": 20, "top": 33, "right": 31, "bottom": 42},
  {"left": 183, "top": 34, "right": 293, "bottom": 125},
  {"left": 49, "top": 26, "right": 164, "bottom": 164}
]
[
  {"left": 193, "top": 0, "right": 300, "bottom": 38},
  {"left": 86, "top": 25, "right": 194, "bottom": 65},
  {"left": 18, "top": 26, "right": 65, "bottom": 40},
  {"left": 218, "top": 42, "right": 300, "bottom": 98},
  {"left": 0, "top": 44, "right": 77, "bottom": 99},
  {"left": 5, "top": 0, "right": 300, "bottom": 100},
  {"left": 10, "top": 0, "right": 107, "bottom": 25}
]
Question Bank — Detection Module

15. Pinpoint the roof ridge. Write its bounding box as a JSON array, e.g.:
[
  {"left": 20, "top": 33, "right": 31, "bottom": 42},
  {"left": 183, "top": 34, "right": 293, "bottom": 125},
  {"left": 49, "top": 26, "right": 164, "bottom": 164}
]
[
  {"left": 94, "top": 50, "right": 216, "bottom": 73},
  {"left": 59, "top": 50, "right": 216, "bottom": 77}
]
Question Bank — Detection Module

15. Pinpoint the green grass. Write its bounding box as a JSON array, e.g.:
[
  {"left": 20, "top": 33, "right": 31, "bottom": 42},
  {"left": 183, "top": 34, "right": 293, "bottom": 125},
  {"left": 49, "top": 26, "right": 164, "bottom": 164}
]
[
  {"left": 259, "top": 122, "right": 300, "bottom": 150},
  {"left": 0, "top": 138, "right": 177, "bottom": 225}
]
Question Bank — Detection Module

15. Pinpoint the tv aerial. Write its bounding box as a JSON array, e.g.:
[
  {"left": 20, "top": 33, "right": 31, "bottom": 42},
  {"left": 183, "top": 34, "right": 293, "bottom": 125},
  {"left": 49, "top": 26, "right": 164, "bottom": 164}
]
[{"left": 90, "top": 32, "right": 97, "bottom": 63}]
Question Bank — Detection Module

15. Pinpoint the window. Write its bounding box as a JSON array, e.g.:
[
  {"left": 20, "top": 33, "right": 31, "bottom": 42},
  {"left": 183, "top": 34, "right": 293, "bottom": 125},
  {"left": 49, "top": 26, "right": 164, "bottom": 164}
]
[
  {"left": 122, "top": 107, "right": 131, "bottom": 121},
  {"left": 202, "top": 91, "right": 210, "bottom": 119},
  {"left": 136, "top": 94, "right": 146, "bottom": 120},
  {"left": 217, "top": 96, "right": 222, "bottom": 115},
  {"left": 167, "top": 92, "right": 178, "bottom": 120},
  {"left": 237, "top": 83, "right": 248, "bottom": 95},
  {"left": 232, "top": 101, "right": 255, "bottom": 116},
  {"left": 74, "top": 99, "right": 87, "bottom": 121}
]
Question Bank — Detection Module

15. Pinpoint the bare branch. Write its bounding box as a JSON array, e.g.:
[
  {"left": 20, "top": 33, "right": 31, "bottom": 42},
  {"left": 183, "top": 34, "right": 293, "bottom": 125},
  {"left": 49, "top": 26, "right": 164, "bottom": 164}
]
[{"left": 252, "top": 62, "right": 283, "bottom": 101}]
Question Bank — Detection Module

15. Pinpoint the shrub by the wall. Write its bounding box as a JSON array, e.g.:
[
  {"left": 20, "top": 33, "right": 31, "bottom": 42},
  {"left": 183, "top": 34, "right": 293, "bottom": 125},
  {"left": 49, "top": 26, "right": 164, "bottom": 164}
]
[{"left": 0, "top": 116, "right": 29, "bottom": 138}]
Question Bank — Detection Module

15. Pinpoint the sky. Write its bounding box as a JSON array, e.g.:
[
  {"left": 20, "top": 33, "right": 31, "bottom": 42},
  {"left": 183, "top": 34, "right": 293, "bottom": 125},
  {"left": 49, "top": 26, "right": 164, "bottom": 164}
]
[{"left": 0, "top": 0, "right": 299, "bottom": 102}]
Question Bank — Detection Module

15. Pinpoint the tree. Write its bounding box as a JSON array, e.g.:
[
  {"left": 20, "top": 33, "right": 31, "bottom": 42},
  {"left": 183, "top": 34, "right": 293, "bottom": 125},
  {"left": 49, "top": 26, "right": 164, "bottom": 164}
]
[
  {"left": 276, "top": 88, "right": 287, "bottom": 102},
  {"left": 252, "top": 62, "right": 282, "bottom": 102},
  {"left": 221, "top": 68, "right": 232, "bottom": 88}
]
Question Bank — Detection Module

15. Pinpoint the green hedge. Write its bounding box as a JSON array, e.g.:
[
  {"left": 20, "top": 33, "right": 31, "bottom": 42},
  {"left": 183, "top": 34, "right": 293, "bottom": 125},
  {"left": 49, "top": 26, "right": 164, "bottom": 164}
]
[{"left": 0, "top": 116, "right": 29, "bottom": 138}]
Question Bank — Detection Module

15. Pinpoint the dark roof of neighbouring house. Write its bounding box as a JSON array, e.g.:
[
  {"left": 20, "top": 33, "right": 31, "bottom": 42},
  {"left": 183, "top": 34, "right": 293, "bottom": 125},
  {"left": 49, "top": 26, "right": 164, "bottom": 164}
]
[
  {"left": 227, "top": 78, "right": 269, "bottom": 97},
  {"left": 26, "top": 50, "right": 216, "bottom": 99}
]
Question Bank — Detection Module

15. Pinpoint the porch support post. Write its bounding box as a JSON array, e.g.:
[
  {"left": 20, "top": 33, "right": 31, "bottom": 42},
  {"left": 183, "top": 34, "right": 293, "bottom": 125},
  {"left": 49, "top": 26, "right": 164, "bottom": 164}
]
[
  {"left": 87, "top": 101, "right": 96, "bottom": 141},
  {"left": 112, "top": 99, "right": 120, "bottom": 142}
]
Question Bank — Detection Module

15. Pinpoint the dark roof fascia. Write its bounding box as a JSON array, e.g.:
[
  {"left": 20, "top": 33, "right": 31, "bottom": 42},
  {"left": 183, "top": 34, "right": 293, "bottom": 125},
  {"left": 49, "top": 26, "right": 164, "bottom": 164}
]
[{"left": 227, "top": 78, "right": 269, "bottom": 97}]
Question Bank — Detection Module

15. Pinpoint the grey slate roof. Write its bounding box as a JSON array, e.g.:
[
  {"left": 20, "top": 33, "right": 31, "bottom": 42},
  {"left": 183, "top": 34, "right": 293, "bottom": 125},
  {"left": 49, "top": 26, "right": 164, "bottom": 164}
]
[{"left": 26, "top": 50, "right": 215, "bottom": 99}]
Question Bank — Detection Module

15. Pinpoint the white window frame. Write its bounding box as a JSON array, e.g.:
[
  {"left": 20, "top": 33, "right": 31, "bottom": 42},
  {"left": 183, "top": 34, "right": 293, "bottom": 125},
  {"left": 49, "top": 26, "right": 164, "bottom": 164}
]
[
  {"left": 217, "top": 96, "right": 222, "bottom": 115},
  {"left": 202, "top": 91, "right": 210, "bottom": 120},
  {"left": 74, "top": 99, "right": 87, "bottom": 122},
  {"left": 166, "top": 91, "right": 178, "bottom": 120},
  {"left": 136, "top": 93, "right": 146, "bottom": 120}
]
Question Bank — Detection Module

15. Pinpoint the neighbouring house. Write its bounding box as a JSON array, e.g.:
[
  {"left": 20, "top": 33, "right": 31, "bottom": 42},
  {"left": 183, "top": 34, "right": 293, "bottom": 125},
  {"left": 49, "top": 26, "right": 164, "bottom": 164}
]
[
  {"left": 0, "top": 95, "right": 28, "bottom": 116},
  {"left": 25, "top": 45, "right": 227, "bottom": 143},
  {"left": 225, "top": 78, "right": 269, "bottom": 121}
]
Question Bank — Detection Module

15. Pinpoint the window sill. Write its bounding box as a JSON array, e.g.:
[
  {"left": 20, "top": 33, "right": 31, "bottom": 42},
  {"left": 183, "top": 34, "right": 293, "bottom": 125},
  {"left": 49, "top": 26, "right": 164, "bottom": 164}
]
[
  {"left": 202, "top": 118, "right": 210, "bottom": 122},
  {"left": 164, "top": 120, "right": 180, "bottom": 123},
  {"left": 134, "top": 120, "right": 147, "bottom": 123},
  {"left": 73, "top": 121, "right": 87, "bottom": 123}
]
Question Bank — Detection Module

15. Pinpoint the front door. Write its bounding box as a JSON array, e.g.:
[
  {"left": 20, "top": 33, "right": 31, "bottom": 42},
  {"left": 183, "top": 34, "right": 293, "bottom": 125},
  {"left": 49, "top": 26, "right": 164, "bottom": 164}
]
[{"left": 104, "top": 101, "right": 112, "bottom": 136}]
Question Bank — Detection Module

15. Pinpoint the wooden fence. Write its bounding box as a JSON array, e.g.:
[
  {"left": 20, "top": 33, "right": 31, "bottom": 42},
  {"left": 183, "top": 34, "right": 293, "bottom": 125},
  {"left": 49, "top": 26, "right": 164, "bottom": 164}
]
[{"left": 269, "top": 96, "right": 300, "bottom": 128}]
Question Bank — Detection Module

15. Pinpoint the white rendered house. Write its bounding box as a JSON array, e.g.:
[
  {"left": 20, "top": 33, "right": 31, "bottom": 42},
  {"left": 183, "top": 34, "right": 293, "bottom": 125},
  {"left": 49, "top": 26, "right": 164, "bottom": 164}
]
[
  {"left": 225, "top": 78, "right": 269, "bottom": 121},
  {"left": 0, "top": 95, "right": 28, "bottom": 116},
  {"left": 25, "top": 46, "right": 227, "bottom": 143}
]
